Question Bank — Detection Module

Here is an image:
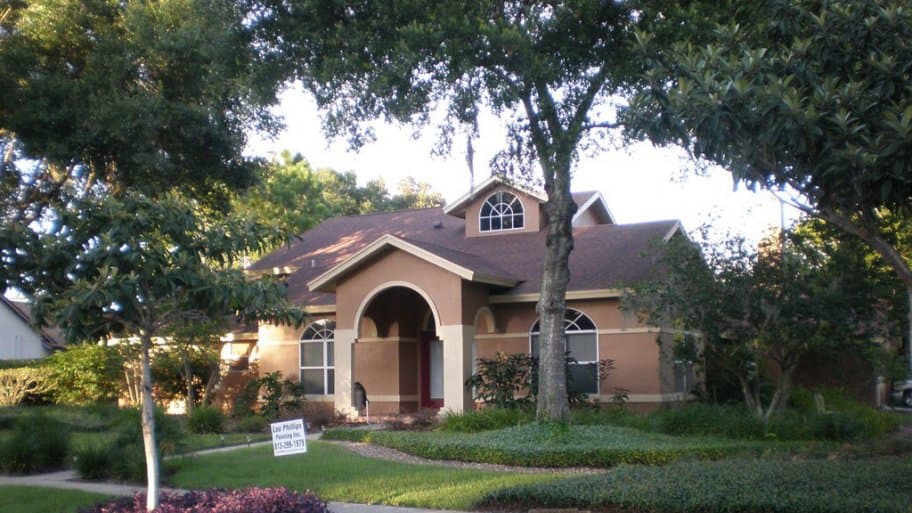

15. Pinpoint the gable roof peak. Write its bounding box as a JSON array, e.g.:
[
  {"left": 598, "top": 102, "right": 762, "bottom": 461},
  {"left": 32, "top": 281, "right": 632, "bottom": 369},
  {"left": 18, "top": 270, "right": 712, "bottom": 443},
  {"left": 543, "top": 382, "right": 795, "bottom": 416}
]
[{"left": 443, "top": 175, "right": 546, "bottom": 217}]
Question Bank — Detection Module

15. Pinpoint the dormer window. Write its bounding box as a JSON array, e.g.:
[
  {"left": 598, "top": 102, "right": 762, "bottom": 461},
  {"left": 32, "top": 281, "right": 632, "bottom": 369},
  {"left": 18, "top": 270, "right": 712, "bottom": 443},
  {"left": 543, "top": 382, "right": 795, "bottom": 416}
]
[{"left": 479, "top": 191, "right": 524, "bottom": 232}]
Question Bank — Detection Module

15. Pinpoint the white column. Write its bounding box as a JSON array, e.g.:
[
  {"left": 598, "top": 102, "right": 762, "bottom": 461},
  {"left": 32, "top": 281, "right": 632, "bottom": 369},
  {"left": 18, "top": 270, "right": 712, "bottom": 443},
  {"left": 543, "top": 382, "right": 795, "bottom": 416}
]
[
  {"left": 333, "top": 328, "right": 357, "bottom": 418},
  {"left": 439, "top": 324, "right": 475, "bottom": 413}
]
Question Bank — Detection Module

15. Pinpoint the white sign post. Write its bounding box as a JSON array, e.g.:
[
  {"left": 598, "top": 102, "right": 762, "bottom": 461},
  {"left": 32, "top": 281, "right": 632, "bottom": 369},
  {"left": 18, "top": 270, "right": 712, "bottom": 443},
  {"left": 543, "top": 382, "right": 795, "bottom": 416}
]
[{"left": 270, "top": 418, "right": 308, "bottom": 456}]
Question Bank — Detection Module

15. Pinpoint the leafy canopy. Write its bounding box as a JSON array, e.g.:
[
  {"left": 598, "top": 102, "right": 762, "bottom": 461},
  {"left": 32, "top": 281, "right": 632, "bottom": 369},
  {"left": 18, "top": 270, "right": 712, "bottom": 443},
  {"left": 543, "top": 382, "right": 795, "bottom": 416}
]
[{"left": 623, "top": 0, "right": 912, "bottom": 285}]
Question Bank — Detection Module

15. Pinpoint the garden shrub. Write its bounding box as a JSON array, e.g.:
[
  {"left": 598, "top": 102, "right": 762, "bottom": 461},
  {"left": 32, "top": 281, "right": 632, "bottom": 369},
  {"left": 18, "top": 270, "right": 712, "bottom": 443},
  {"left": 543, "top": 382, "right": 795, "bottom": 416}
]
[
  {"left": 77, "top": 487, "right": 329, "bottom": 513},
  {"left": 0, "top": 366, "right": 53, "bottom": 406},
  {"left": 438, "top": 407, "right": 534, "bottom": 433},
  {"left": 235, "top": 414, "right": 268, "bottom": 433},
  {"left": 323, "top": 423, "right": 782, "bottom": 468},
  {"left": 47, "top": 344, "right": 123, "bottom": 405},
  {"left": 74, "top": 407, "right": 184, "bottom": 482},
  {"left": 187, "top": 405, "right": 226, "bottom": 434},
  {"left": 482, "top": 457, "right": 912, "bottom": 513},
  {"left": 0, "top": 412, "right": 69, "bottom": 473}
]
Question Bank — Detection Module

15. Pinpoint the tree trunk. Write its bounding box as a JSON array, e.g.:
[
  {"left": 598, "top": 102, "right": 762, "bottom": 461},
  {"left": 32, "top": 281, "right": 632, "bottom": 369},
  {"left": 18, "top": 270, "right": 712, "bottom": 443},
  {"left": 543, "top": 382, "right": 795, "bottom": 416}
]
[
  {"left": 762, "top": 365, "right": 795, "bottom": 423},
  {"left": 536, "top": 167, "right": 575, "bottom": 423},
  {"left": 183, "top": 353, "right": 196, "bottom": 414},
  {"left": 738, "top": 376, "right": 762, "bottom": 418},
  {"left": 139, "top": 333, "right": 160, "bottom": 511}
]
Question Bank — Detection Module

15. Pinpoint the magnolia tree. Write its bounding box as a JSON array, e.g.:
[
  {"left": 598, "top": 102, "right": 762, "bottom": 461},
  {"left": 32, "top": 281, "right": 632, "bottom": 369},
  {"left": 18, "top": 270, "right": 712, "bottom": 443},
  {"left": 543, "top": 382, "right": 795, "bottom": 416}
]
[{"left": 11, "top": 192, "right": 303, "bottom": 510}]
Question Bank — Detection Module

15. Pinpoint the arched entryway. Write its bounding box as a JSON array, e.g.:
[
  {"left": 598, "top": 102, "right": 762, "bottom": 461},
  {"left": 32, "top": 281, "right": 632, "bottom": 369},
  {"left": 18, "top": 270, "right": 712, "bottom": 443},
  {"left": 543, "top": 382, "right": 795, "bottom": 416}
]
[{"left": 354, "top": 285, "right": 443, "bottom": 414}]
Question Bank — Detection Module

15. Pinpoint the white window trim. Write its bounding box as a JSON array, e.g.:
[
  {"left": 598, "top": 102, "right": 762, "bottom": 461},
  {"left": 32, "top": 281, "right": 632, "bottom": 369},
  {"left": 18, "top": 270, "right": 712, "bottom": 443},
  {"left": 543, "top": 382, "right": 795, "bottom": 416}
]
[
  {"left": 479, "top": 191, "right": 525, "bottom": 233},
  {"left": 300, "top": 320, "right": 335, "bottom": 396},
  {"left": 529, "top": 309, "right": 600, "bottom": 395}
]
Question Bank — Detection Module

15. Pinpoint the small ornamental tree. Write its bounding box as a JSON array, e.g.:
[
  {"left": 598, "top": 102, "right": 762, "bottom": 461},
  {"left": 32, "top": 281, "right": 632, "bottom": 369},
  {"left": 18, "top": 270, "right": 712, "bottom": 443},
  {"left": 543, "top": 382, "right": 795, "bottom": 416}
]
[
  {"left": 14, "top": 191, "right": 303, "bottom": 511},
  {"left": 626, "top": 227, "right": 893, "bottom": 422}
]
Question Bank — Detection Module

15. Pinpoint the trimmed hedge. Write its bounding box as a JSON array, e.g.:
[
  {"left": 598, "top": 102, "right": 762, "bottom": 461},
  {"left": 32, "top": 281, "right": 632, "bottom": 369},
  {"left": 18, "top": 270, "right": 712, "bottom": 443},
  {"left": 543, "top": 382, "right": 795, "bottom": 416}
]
[
  {"left": 482, "top": 457, "right": 912, "bottom": 513},
  {"left": 323, "top": 423, "right": 791, "bottom": 467}
]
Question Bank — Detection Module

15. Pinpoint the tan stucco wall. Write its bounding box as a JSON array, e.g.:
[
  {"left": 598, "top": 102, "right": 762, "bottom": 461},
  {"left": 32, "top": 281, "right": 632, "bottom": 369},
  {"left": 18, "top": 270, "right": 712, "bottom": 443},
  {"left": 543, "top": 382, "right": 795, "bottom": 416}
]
[
  {"left": 335, "top": 249, "right": 463, "bottom": 330},
  {"left": 353, "top": 339, "right": 419, "bottom": 398},
  {"left": 464, "top": 185, "right": 543, "bottom": 237}
]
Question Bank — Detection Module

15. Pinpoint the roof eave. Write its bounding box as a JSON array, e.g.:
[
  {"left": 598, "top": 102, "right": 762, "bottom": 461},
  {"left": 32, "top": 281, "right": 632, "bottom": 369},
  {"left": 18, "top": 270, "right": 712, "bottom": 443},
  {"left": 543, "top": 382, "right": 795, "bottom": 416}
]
[{"left": 307, "top": 234, "right": 518, "bottom": 292}]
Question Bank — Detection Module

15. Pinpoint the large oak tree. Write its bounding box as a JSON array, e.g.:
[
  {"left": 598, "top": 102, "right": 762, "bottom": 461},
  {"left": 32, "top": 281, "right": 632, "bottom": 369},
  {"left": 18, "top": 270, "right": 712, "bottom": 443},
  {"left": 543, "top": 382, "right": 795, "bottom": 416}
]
[{"left": 245, "top": 0, "right": 649, "bottom": 421}]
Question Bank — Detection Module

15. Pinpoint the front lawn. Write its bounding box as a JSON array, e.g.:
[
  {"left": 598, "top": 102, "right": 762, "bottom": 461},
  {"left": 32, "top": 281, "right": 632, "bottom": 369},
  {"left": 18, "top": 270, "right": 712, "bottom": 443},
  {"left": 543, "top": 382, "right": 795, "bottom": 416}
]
[
  {"left": 0, "top": 486, "right": 111, "bottom": 513},
  {"left": 323, "top": 423, "right": 801, "bottom": 467},
  {"left": 482, "top": 456, "right": 912, "bottom": 513},
  {"left": 170, "top": 441, "right": 561, "bottom": 510}
]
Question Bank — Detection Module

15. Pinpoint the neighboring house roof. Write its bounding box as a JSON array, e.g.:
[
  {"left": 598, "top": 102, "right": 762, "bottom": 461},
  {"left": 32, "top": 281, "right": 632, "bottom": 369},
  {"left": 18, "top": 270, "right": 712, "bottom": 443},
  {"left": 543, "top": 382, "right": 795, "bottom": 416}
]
[
  {"left": 1, "top": 297, "right": 66, "bottom": 351},
  {"left": 250, "top": 201, "right": 682, "bottom": 307}
]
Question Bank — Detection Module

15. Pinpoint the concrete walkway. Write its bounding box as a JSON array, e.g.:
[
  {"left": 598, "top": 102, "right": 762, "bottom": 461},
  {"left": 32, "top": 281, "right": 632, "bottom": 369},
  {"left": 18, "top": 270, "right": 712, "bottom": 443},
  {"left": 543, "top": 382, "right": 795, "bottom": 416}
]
[{"left": 0, "top": 437, "right": 472, "bottom": 513}]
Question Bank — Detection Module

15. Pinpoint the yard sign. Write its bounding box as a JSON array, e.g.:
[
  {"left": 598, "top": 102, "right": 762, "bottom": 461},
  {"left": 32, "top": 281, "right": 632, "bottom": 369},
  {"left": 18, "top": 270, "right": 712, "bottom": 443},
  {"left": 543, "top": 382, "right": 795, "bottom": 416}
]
[{"left": 270, "top": 418, "right": 307, "bottom": 456}]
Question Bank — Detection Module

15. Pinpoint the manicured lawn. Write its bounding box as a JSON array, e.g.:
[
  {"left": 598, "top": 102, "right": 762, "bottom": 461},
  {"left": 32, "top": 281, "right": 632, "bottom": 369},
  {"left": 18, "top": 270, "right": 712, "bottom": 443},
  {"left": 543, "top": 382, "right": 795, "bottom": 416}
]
[
  {"left": 170, "top": 441, "right": 562, "bottom": 510},
  {"left": 0, "top": 486, "right": 111, "bottom": 513},
  {"left": 483, "top": 456, "right": 912, "bottom": 513},
  {"left": 323, "top": 423, "right": 803, "bottom": 467}
]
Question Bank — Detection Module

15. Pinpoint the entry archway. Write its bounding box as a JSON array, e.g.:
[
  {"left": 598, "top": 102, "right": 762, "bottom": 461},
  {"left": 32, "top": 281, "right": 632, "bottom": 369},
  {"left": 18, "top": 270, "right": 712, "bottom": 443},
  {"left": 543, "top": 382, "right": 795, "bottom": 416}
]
[{"left": 353, "top": 284, "right": 443, "bottom": 414}]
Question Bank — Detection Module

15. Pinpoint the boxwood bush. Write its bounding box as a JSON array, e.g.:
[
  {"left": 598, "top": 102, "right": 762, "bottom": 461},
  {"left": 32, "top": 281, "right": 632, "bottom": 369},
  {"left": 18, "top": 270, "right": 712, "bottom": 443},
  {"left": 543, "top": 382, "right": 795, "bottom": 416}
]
[
  {"left": 77, "top": 487, "right": 328, "bottom": 513},
  {"left": 482, "top": 457, "right": 912, "bottom": 513},
  {"left": 323, "top": 423, "right": 788, "bottom": 467}
]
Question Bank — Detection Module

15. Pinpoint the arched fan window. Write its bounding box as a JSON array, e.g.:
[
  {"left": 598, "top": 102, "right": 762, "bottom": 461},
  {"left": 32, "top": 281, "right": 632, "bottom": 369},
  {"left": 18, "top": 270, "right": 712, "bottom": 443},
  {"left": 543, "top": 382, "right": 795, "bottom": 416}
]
[{"left": 479, "top": 191, "right": 524, "bottom": 232}]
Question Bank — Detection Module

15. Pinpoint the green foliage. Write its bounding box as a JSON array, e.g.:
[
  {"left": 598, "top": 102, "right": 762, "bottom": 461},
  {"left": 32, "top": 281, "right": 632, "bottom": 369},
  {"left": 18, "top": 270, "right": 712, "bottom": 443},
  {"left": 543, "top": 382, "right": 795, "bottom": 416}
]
[
  {"left": 46, "top": 344, "right": 123, "bottom": 405},
  {"left": 570, "top": 401, "right": 896, "bottom": 442},
  {"left": 187, "top": 405, "right": 226, "bottom": 434},
  {"left": 235, "top": 415, "right": 269, "bottom": 433},
  {"left": 0, "top": 0, "right": 281, "bottom": 213},
  {"left": 626, "top": 225, "right": 894, "bottom": 421},
  {"left": 73, "top": 408, "right": 183, "bottom": 483},
  {"left": 625, "top": 0, "right": 912, "bottom": 289},
  {"left": 233, "top": 152, "right": 445, "bottom": 254},
  {"left": 151, "top": 342, "right": 220, "bottom": 408},
  {"left": 466, "top": 353, "right": 536, "bottom": 409},
  {"left": 483, "top": 457, "right": 912, "bottom": 513},
  {"left": 0, "top": 366, "right": 53, "bottom": 406},
  {"left": 438, "top": 408, "right": 535, "bottom": 433},
  {"left": 257, "top": 371, "right": 285, "bottom": 420},
  {"left": 0, "top": 413, "right": 70, "bottom": 474},
  {"left": 322, "top": 423, "right": 783, "bottom": 468},
  {"left": 0, "top": 486, "right": 111, "bottom": 513}
]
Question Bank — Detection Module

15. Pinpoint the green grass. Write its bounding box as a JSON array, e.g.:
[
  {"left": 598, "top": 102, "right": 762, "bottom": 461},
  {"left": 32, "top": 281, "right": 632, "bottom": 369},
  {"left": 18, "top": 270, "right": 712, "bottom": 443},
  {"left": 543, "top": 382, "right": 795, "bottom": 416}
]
[
  {"left": 0, "top": 486, "right": 111, "bottom": 513},
  {"left": 170, "top": 441, "right": 561, "bottom": 510},
  {"left": 324, "top": 423, "right": 801, "bottom": 467},
  {"left": 483, "top": 456, "right": 912, "bottom": 513}
]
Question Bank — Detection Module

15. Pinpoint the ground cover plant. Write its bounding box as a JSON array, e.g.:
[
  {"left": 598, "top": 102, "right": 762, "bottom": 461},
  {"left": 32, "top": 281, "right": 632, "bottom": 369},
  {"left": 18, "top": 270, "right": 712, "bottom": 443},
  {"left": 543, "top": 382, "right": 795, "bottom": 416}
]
[
  {"left": 482, "top": 457, "right": 912, "bottom": 513},
  {"left": 170, "top": 441, "right": 560, "bottom": 510},
  {"left": 77, "top": 488, "right": 327, "bottom": 513},
  {"left": 0, "top": 486, "right": 111, "bottom": 513},
  {"left": 322, "top": 422, "right": 798, "bottom": 467}
]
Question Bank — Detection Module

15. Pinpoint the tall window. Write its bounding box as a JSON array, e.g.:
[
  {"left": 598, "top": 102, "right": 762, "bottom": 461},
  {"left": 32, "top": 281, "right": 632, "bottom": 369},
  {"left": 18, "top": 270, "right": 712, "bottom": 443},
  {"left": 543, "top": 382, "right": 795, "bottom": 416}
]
[
  {"left": 300, "top": 320, "right": 335, "bottom": 395},
  {"left": 530, "top": 309, "right": 599, "bottom": 395},
  {"left": 480, "top": 191, "right": 524, "bottom": 232}
]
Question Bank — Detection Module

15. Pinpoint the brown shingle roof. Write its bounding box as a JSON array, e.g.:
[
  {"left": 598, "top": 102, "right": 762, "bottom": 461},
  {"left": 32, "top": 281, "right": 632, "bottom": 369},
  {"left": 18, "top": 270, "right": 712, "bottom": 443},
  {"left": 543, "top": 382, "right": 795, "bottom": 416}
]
[{"left": 250, "top": 206, "right": 680, "bottom": 307}]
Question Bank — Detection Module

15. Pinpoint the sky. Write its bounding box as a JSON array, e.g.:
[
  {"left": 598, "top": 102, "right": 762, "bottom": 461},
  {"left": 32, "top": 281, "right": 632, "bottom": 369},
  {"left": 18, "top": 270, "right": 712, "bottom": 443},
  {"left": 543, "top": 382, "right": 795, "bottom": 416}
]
[{"left": 247, "top": 87, "right": 801, "bottom": 247}]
